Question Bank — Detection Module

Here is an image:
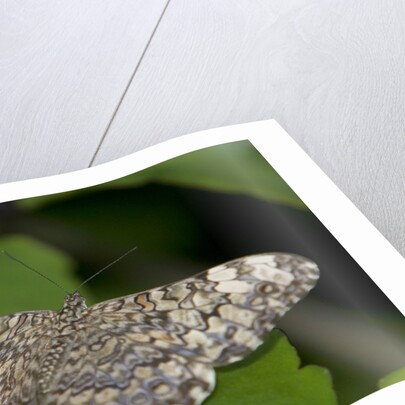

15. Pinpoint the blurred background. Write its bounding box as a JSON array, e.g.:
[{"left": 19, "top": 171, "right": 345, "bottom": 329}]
[{"left": 0, "top": 141, "right": 404, "bottom": 404}]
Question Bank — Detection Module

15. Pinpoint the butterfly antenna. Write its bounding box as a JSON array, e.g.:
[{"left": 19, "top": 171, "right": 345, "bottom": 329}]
[
  {"left": 1, "top": 250, "right": 70, "bottom": 294},
  {"left": 75, "top": 246, "right": 138, "bottom": 292}
]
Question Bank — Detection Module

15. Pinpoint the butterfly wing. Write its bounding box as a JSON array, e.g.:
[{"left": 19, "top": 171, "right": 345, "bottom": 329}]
[
  {"left": 0, "top": 311, "right": 54, "bottom": 405},
  {"left": 38, "top": 328, "right": 215, "bottom": 405},
  {"left": 37, "top": 253, "right": 318, "bottom": 405},
  {"left": 90, "top": 253, "right": 319, "bottom": 366}
]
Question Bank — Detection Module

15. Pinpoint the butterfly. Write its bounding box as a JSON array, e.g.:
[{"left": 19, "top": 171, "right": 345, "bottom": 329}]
[{"left": 0, "top": 253, "right": 319, "bottom": 405}]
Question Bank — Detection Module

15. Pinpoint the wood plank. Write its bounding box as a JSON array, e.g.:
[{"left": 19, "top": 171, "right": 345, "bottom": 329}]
[
  {"left": 93, "top": 0, "right": 405, "bottom": 256},
  {"left": 0, "top": 0, "right": 168, "bottom": 182}
]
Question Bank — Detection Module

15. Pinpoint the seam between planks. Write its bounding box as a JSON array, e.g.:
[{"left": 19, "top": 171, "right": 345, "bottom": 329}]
[{"left": 88, "top": 0, "right": 172, "bottom": 167}]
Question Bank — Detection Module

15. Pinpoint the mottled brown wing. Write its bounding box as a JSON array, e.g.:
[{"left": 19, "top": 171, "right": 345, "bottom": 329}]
[
  {"left": 29, "top": 253, "right": 318, "bottom": 405},
  {"left": 0, "top": 311, "right": 54, "bottom": 405},
  {"left": 38, "top": 328, "right": 215, "bottom": 405},
  {"left": 89, "top": 253, "right": 319, "bottom": 367}
]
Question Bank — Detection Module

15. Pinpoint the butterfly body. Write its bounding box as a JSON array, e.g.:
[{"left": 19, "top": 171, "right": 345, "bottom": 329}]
[{"left": 0, "top": 253, "right": 319, "bottom": 405}]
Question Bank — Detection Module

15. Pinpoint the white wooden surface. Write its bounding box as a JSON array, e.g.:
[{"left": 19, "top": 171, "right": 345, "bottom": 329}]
[
  {"left": 2, "top": 0, "right": 405, "bottom": 256},
  {"left": 0, "top": 0, "right": 168, "bottom": 180}
]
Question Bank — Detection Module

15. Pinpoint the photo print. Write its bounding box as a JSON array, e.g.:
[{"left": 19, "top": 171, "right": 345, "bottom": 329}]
[{"left": 0, "top": 138, "right": 404, "bottom": 405}]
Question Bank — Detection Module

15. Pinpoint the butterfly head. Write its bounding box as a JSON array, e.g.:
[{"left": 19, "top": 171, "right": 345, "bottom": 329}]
[
  {"left": 64, "top": 291, "right": 87, "bottom": 308},
  {"left": 58, "top": 291, "right": 87, "bottom": 322}
]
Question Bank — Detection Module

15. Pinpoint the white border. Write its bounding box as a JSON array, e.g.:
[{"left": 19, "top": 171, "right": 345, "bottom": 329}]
[
  {"left": 352, "top": 381, "right": 405, "bottom": 405},
  {"left": 0, "top": 119, "right": 404, "bottom": 403}
]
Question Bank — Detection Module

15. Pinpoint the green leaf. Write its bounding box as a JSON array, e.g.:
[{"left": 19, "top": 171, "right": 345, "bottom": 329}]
[
  {"left": 205, "top": 329, "right": 337, "bottom": 405},
  {"left": 17, "top": 141, "right": 306, "bottom": 211},
  {"left": 378, "top": 367, "right": 405, "bottom": 389},
  {"left": 0, "top": 235, "right": 94, "bottom": 315},
  {"left": 141, "top": 141, "right": 306, "bottom": 210}
]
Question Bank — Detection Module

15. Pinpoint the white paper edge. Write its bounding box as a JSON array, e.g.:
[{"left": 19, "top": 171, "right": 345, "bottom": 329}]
[
  {"left": 352, "top": 381, "right": 405, "bottom": 405},
  {"left": 0, "top": 119, "right": 404, "bottom": 403}
]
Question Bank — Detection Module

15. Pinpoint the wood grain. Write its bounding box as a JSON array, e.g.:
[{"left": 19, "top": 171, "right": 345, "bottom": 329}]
[
  {"left": 0, "top": 0, "right": 167, "bottom": 182},
  {"left": 92, "top": 0, "right": 405, "bottom": 255},
  {"left": 2, "top": 0, "right": 405, "bottom": 256}
]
